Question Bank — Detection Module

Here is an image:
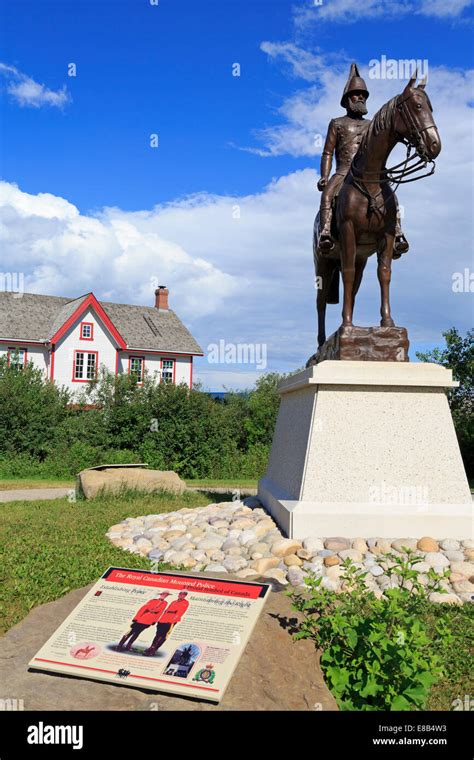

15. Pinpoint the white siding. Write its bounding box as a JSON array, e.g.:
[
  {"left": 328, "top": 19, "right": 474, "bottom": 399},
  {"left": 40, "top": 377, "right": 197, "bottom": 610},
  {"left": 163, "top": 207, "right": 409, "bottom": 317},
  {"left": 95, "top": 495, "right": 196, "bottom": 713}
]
[
  {"left": 0, "top": 343, "right": 49, "bottom": 375},
  {"left": 53, "top": 306, "right": 117, "bottom": 394},
  {"left": 119, "top": 352, "right": 192, "bottom": 388}
]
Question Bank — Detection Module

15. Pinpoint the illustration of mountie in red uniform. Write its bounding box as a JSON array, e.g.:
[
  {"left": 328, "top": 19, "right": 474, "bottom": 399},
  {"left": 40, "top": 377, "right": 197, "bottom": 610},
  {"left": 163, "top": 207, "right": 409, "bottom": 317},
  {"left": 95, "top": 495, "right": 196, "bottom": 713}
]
[
  {"left": 117, "top": 592, "right": 171, "bottom": 652},
  {"left": 144, "top": 591, "right": 189, "bottom": 657}
]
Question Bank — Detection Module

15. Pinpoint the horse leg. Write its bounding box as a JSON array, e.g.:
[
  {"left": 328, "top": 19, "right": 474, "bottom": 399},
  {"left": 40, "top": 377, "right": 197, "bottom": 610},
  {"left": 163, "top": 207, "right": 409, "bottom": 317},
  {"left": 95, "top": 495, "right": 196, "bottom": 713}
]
[
  {"left": 378, "top": 234, "right": 395, "bottom": 327},
  {"left": 351, "top": 257, "right": 367, "bottom": 315},
  {"left": 316, "top": 255, "right": 333, "bottom": 347},
  {"left": 340, "top": 220, "right": 357, "bottom": 327}
]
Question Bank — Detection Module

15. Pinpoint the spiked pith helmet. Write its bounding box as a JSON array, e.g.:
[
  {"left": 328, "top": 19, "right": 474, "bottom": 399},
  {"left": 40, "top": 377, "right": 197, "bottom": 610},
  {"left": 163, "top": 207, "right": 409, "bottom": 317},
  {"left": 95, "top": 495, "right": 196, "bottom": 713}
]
[{"left": 340, "top": 63, "right": 369, "bottom": 108}]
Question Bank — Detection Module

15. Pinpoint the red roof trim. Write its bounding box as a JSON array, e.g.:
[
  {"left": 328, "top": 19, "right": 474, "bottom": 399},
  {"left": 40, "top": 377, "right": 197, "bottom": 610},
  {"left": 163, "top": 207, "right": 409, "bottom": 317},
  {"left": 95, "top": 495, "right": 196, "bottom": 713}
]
[{"left": 50, "top": 294, "right": 126, "bottom": 349}]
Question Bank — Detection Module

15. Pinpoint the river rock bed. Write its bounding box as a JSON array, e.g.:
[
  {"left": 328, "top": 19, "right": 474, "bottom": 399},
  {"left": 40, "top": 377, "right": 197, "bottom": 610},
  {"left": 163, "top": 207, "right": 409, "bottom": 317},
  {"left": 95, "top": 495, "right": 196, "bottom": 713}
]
[{"left": 106, "top": 500, "right": 474, "bottom": 604}]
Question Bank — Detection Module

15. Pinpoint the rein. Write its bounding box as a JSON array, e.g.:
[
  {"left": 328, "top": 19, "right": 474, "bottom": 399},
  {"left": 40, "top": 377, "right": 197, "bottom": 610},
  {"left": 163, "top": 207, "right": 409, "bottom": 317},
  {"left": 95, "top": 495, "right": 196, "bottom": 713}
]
[{"left": 349, "top": 91, "right": 436, "bottom": 217}]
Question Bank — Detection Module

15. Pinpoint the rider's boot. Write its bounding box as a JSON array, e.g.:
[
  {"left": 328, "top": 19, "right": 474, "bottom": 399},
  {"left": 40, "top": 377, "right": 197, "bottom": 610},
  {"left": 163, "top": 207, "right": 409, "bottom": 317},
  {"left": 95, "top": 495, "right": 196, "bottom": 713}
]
[{"left": 318, "top": 206, "right": 335, "bottom": 253}]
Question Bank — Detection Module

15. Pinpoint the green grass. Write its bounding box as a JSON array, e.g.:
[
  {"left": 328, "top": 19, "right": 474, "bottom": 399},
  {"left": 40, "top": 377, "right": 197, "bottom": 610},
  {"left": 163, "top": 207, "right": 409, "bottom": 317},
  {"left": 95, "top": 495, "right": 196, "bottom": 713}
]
[
  {"left": 425, "top": 603, "right": 474, "bottom": 711},
  {"left": 185, "top": 478, "right": 257, "bottom": 489},
  {"left": 0, "top": 476, "right": 258, "bottom": 491},
  {"left": 0, "top": 489, "right": 209, "bottom": 635},
  {"left": 0, "top": 478, "right": 75, "bottom": 490}
]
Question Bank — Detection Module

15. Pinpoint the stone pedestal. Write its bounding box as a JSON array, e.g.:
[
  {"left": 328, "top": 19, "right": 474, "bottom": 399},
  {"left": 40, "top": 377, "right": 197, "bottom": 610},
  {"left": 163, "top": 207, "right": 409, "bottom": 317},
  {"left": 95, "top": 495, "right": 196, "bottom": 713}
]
[
  {"left": 258, "top": 361, "right": 472, "bottom": 539},
  {"left": 307, "top": 325, "right": 409, "bottom": 366}
]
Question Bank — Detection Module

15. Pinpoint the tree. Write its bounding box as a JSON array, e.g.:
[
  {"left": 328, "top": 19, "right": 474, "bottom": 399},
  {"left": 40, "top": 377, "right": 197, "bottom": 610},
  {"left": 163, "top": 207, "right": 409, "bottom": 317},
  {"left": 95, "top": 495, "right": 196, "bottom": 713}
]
[{"left": 417, "top": 328, "right": 473, "bottom": 478}]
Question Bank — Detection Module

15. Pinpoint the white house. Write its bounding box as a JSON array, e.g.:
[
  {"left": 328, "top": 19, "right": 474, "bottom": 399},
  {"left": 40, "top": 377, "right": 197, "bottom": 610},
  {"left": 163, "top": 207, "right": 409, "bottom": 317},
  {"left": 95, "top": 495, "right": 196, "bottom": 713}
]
[{"left": 0, "top": 287, "right": 203, "bottom": 393}]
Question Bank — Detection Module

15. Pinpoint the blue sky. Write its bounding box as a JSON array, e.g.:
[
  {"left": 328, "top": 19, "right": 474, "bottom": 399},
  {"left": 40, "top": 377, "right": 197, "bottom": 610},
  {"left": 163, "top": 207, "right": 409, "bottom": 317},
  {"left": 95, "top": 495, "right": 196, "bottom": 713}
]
[{"left": 0, "top": 0, "right": 473, "bottom": 389}]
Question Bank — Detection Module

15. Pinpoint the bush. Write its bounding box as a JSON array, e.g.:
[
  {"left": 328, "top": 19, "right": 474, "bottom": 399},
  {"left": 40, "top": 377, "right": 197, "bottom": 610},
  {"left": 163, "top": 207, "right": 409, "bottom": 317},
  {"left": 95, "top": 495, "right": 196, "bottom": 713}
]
[
  {"left": 417, "top": 328, "right": 473, "bottom": 478},
  {"left": 0, "top": 358, "right": 283, "bottom": 480},
  {"left": 290, "top": 551, "right": 453, "bottom": 711}
]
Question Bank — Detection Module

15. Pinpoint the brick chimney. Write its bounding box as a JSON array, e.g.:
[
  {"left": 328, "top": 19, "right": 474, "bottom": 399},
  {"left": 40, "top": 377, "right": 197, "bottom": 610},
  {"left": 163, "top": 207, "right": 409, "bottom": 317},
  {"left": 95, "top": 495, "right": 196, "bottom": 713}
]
[{"left": 155, "top": 286, "right": 169, "bottom": 311}]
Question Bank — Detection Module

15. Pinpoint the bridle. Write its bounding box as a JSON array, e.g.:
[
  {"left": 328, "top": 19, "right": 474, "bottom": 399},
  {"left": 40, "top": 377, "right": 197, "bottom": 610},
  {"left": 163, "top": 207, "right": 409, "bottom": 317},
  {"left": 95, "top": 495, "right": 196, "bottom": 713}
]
[{"left": 349, "top": 89, "right": 437, "bottom": 217}]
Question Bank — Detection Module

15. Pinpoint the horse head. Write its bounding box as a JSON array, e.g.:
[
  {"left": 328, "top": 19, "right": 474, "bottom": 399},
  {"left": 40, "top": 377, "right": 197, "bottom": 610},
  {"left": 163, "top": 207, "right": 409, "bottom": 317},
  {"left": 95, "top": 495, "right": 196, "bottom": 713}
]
[{"left": 395, "top": 73, "right": 441, "bottom": 161}]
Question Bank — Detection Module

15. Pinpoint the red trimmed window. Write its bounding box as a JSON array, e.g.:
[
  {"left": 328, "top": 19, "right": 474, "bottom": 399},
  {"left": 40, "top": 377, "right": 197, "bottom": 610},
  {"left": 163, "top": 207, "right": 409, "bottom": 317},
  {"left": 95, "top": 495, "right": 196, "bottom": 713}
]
[
  {"left": 80, "top": 322, "right": 94, "bottom": 341},
  {"left": 73, "top": 351, "right": 98, "bottom": 382},
  {"left": 8, "top": 347, "right": 27, "bottom": 370},
  {"left": 129, "top": 355, "right": 145, "bottom": 383},
  {"left": 161, "top": 358, "right": 175, "bottom": 384}
]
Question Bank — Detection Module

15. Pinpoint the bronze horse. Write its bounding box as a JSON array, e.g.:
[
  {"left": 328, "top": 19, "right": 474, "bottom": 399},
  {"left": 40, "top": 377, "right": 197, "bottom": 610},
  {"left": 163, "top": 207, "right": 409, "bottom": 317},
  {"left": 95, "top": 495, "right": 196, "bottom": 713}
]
[{"left": 314, "top": 74, "right": 441, "bottom": 348}]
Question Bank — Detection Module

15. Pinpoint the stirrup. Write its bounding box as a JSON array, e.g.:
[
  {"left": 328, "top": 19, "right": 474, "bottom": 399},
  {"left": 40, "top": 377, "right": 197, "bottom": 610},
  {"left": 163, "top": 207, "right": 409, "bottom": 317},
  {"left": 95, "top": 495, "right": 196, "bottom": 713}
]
[
  {"left": 319, "top": 235, "right": 335, "bottom": 252},
  {"left": 394, "top": 235, "right": 409, "bottom": 255}
]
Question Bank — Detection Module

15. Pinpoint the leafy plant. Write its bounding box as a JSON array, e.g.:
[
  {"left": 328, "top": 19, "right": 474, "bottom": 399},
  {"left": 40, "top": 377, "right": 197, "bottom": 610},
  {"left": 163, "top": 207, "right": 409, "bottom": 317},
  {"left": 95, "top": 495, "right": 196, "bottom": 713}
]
[{"left": 289, "top": 552, "right": 452, "bottom": 711}]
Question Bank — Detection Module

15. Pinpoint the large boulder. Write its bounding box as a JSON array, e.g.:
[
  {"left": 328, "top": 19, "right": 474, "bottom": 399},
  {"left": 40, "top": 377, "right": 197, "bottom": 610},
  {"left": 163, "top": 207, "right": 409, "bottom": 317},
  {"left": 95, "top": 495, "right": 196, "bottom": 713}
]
[
  {"left": 0, "top": 578, "right": 337, "bottom": 712},
  {"left": 78, "top": 466, "right": 186, "bottom": 499}
]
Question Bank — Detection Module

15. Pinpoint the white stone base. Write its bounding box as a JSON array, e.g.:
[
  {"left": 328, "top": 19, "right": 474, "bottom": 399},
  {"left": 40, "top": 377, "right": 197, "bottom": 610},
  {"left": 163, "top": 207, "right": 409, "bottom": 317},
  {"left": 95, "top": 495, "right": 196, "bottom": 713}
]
[{"left": 258, "top": 361, "right": 473, "bottom": 540}]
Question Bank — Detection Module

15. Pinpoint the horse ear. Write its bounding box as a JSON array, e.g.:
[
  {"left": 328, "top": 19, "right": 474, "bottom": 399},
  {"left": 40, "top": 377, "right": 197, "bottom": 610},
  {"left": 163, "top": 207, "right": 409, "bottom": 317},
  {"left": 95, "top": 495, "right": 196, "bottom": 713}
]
[
  {"left": 403, "top": 71, "right": 417, "bottom": 94},
  {"left": 417, "top": 74, "right": 428, "bottom": 90}
]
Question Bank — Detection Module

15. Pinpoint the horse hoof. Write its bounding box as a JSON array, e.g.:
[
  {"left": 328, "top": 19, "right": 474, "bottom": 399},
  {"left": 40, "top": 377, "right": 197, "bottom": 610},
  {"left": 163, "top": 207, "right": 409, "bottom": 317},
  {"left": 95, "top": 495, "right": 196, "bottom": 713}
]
[{"left": 380, "top": 319, "right": 395, "bottom": 328}]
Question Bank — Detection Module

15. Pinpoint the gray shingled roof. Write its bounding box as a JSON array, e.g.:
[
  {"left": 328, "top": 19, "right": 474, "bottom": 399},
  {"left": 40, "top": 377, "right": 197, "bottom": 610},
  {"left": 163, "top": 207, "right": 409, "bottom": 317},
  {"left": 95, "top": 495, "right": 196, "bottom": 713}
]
[{"left": 0, "top": 292, "right": 203, "bottom": 354}]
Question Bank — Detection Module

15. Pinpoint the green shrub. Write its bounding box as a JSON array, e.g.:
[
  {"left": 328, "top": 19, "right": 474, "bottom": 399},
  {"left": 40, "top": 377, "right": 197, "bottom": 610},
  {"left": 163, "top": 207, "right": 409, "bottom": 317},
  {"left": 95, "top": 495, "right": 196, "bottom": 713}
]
[{"left": 290, "top": 551, "right": 453, "bottom": 711}]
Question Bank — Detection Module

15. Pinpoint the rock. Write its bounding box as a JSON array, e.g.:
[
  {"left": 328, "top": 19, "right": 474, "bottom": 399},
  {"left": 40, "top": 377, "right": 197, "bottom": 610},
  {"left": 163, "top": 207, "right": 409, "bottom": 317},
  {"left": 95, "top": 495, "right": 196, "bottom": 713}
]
[
  {"left": 352, "top": 538, "right": 368, "bottom": 553},
  {"left": 228, "top": 547, "right": 243, "bottom": 557},
  {"left": 302, "top": 537, "right": 325, "bottom": 554},
  {"left": 239, "top": 530, "right": 257, "bottom": 546},
  {"left": 444, "top": 550, "right": 465, "bottom": 563},
  {"left": 209, "top": 550, "right": 225, "bottom": 562},
  {"left": 458, "top": 592, "right": 474, "bottom": 603},
  {"left": 297, "top": 549, "right": 313, "bottom": 561},
  {"left": 413, "top": 562, "right": 431, "bottom": 573},
  {"left": 248, "top": 542, "right": 270, "bottom": 556},
  {"left": 391, "top": 538, "right": 418, "bottom": 553},
  {"left": 271, "top": 539, "right": 302, "bottom": 558},
  {"left": 326, "top": 565, "right": 344, "bottom": 580},
  {"left": 324, "top": 537, "right": 351, "bottom": 552},
  {"left": 163, "top": 530, "right": 186, "bottom": 541},
  {"left": 284, "top": 555, "right": 303, "bottom": 567},
  {"left": 235, "top": 568, "right": 259, "bottom": 579},
  {"left": 318, "top": 550, "right": 336, "bottom": 558},
  {"left": 262, "top": 569, "right": 288, "bottom": 585},
  {"left": 450, "top": 562, "right": 474, "bottom": 578},
  {"left": 372, "top": 539, "right": 392, "bottom": 554},
  {"left": 464, "top": 549, "right": 474, "bottom": 562},
  {"left": 324, "top": 556, "right": 341, "bottom": 567},
  {"left": 148, "top": 549, "right": 165, "bottom": 561},
  {"left": 191, "top": 550, "right": 207, "bottom": 562},
  {"left": 78, "top": 466, "right": 186, "bottom": 499},
  {"left": 417, "top": 537, "right": 439, "bottom": 552},
  {"left": 222, "top": 539, "right": 240, "bottom": 552},
  {"left": 196, "top": 536, "right": 224, "bottom": 551},
  {"left": 440, "top": 538, "right": 461, "bottom": 552},
  {"left": 429, "top": 592, "right": 462, "bottom": 605},
  {"left": 338, "top": 549, "right": 363, "bottom": 563},
  {"left": 253, "top": 522, "right": 274, "bottom": 539},
  {"left": 231, "top": 518, "right": 255, "bottom": 531},
  {"left": 462, "top": 539, "right": 474, "bottom": 550},
  {"left": 222, "top": 556, "right": 248, "bottom": 573},
  {"left": 369, "top": 565, "right": 384, "bottom": 577},
  {"left": 251, "top": 557, "right": 280, "bottom": 574},
  {"left": 452, "top": 580, "right": 474, "bottom": 593},
  {"left": 321, "top": 577, "right": 339, "bottom": 592},
  {"left": 203, "top": 564, "right": 228, "bottom": 573},
  {"left": 424, "top": 552, "right": 450, "bottom": 568},
  {"left": 288, "top": 566, "right": 307, "bottom": 587}
]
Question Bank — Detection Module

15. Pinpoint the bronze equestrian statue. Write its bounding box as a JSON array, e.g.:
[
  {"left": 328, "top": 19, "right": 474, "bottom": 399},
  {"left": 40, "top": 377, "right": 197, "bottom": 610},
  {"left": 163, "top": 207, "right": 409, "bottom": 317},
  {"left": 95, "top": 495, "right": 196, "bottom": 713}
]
[
  {"left": 318, "top": 64, "right": 409, "bottom": 258},
  {"left": 313, "top": 66, "right": 441, "bottom": 352}
]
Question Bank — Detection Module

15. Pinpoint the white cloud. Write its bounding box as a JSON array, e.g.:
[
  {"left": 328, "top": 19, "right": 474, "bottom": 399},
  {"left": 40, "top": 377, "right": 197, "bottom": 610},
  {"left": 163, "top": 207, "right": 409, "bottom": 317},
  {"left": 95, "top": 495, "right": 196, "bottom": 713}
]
[
  {"left": 293, "top": 0, "right": 473, "bottom": 25},
  {"left": 0, "top": 141, "right": 471, "bottom": 391},
  {"left": 0, "top": 63, "right": 70, "bottom": 108}
]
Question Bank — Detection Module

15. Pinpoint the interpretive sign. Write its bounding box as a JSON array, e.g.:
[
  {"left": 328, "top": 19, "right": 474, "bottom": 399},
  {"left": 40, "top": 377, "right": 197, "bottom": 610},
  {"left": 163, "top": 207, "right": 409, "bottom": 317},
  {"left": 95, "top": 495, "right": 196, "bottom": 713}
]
[{"left": 29, "top": 567, "right": 271, "bottom": 703}]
